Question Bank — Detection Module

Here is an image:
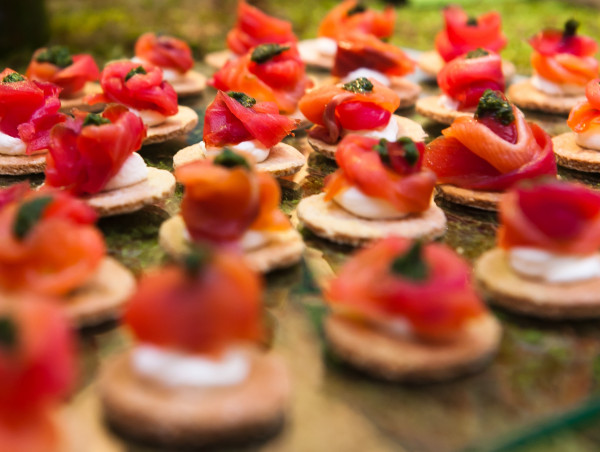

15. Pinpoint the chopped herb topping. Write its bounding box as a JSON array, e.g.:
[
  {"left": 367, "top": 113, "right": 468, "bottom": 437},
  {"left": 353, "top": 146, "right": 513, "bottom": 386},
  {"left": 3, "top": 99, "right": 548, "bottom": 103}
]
[
  {"left": 251, "top": 44, "right": 290, "bottom": 64},
  {"left": 125, "top": 66, "right": 147, "bottom": 81},
  {"left": 214, "top": 148, "right": 250, "bottom": 170},
  {"left": 342, "top": 77, "right": 373, "bottom": 94},
  {"left": 466, "top": 16, "right": 478, "bottom": 26},
  {"left": 475, "top": 90, "right": 515, "bottom": 125},
  {"left": 227, "top": 91, "right": 256, "bottom": 108},
  {"left": 390, "top": 241, "right": 429, "bottom": 281},
  {"left": 13, "top": 196, "right": 53, "bottom": 240},
  {"left": 0, "top": 317, "right": 17, "bottom": 349},
  {"left": 466, "top": 48, "right": 490, "bottom": 59},
  {"left": 373, "top": 139, "right": 390, "bottom": 165},
  {"left": 2, "top": 72, "right": 25, "bottom": 83},
  {"left": 347, "top": 3, "right": 367, "bottom": 16},
  {"left": 35, "top": 46, "right": 73, "bottom": 68},
  {"left": 82, "top": 113, "right": 111, "bottom": 127},
  {"left": 183, "top": 245, "right": 212, "bottom": 276},
  {"left": 563, "top": 19, "right": 579, "bottom": 38},
  {"left": 397, "top": 137, "right": 419, "bottom": 166}
]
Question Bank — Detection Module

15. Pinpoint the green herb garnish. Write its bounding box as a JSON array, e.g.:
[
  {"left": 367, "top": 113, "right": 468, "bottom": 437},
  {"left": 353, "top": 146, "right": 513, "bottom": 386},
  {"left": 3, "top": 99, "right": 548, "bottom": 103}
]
[
  {"left": 373, "top": 138, "right": 390, "bottom": 165},
  {"left": 0, "top": 317, "right": 17, "bottom": 349},
  {"left": 397, "top": 137, "right": 419, "bottom": 167},
  {"left": 563, "top": 19, "right": 579, "bottom": 38},
  {"left": 342, "top": 77, "right": 373, "bottom": 94},
  {"left": 475, "top": 90, "right": 515, "bottom": 125},
  {"left": 390, "top": 241, "right": 429, "bottom": 281},
  {"left": 466, "top": 16, "right": 478, "bottom": 26},
  {"left": 2, "top": 72, "right": 25, "bottom": 83},
  {"left": 227, "top": 91, "right": 256, "bottom": 108},
  {"left": 251, "top": 44, "right": 290, "bottom": 64},
  {"left": 13, "top": 196, "right": 53, "bottom": 240},
  {"left": 82, "top": 113, "right": 111, "bottom": 127},
  {"left": 214, "top": 148, "right": 250, "bottom": 170},
  {"left": 347, "top": 3, "right": 367, "bottom": 16},
  {"left": 125, "top": 66, "right": 147, "bottom": 81},
  {"left": 466, "top": 48, "right": 490, "bottom": 59},
  {"left": 35, "top": 46, "right": 73, "bottom": 68},
  {"left": 183, "top": 245, "right": 212, "bottom": 276}
]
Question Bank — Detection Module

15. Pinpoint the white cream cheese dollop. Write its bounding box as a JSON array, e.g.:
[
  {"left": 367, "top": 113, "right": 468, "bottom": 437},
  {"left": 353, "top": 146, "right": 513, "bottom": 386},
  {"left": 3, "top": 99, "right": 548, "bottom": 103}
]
[
  {"left": 182, "top": 226, "right": 273, "bottom": 252},
  {"left": 341, "top": 115, "right": 399, "bottom": 141},
  {"left": 438, "top": 94, "right": 460, "bottom": 111},
  {"left": 130, "top": 107, "right": 168, "bottom": 127},
  {"left": 575, "top": 129, "right": 600, "bottom": 151},
  {"left": 509, "top": 247, "right": 600, "bottom": 283},
  {"left": 316, "top": 37, "right": 338, "bottom": 57},
  {"left": 333, "top": 186, "right": 409, "bottom": 220},
  {"left": 132, "top": 344, "right": 250, "bottom": 387},
  {"left": 204, "top": 140, "right": 270, "bottom": 163},
  {"left": 102, "top": 152, "right": 148, "bottom": 192},
  {"left": 341, "top": 68, "right": 391, "bottom": 87},
  {"left": 0, "top": 132, "right": 27, "bottom": 156},
  {"left": 531, "top": 74, "right": 585, "bottom": 96}
]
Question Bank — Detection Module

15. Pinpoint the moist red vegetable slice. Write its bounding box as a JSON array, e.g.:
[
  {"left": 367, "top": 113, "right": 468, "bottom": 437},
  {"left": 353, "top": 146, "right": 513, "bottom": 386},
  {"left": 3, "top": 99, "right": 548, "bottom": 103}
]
[
  {"left": 318, "top": 0, "right": 395, "bottom": 41},
  {"left": 135, "top": 32, "right": 194, "bottom": 73}
]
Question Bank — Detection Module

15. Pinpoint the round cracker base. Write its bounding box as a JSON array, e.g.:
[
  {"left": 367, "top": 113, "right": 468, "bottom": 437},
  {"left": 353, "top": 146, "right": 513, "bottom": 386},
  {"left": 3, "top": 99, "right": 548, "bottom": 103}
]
[
  {"left": 169, "top": 70, "right": 207, "bottom": 98},
  {"left": 507, "top": 80, "right": 585, "bottom": 115},
  {"left": 307, "top": 115, "right": 427, "bottom": 160},
  {"left": 390, "top": 77, "right": 422, "bottom": 109},
  {"left": 86, "top": 167, "right": 175, "bottom": 217},
  {"left": 296, "top": 193, "right": 446, "bottom": 246},
  {"left": 159, "top": 215, "right": 305, "bottom": 273},
  {"left": 60, "top": 82, "right": 104, "bottom": 112},
  {"left": 99, "top": 349, "right": 290, "bottom": 448},
  {"left": 0, "top": 152, "right": 46, "bottom": 175},
  {"left": 436, "top": 184, "right": 501, "bottom": 211},
  {"left": 143, "top": 106, "right": 199, "bottom": 145},
  {"left": 297, "top": 39, "right": 334, "bottom": 70},
  {"left": 173, "top": 142, "right": 306, "bottom": 177},
  {"left": 325, "top": 314, "right": 501, "bottom": 382},
  {"left": 476, "top": 248, "right": 600, "bottom": 319},
  {"left": 65, "top": 257, "right": 136, "bottom": 328},
  {"left": 416, "top": 96, "right": 473, "bottom": 125},
  {"left": 417, "top": 50, "right": 516, "bottom": 81},
  {"left": 552, "top": 132, "right": 600, "bottom": 173},
  {"left": 204, "top": 49, "right": 235, "bottom": 69}
]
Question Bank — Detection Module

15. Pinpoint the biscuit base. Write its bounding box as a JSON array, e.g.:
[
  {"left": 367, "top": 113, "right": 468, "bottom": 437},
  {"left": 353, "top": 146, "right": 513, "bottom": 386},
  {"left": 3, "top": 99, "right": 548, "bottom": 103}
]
[
  {"left": 0, "top": 151, "right": 46, "bottom": 175},
  {"left": 507, "top": 80, "right": 585, "bottom": 115},
  {"left": 99, "top": 349, "right": 290, "bottom": 448},
  {"left": 169, "top": 70, "right": 207, "bottom": 98},
  {"left": 297, "top": 39, "right": 334, "bottom": 70},
  {"left": 60, "top": 82, "right": 104, "bottom": 113},
  {"left": 552, "top": 132, "right": 600, "bottom": 173},
  {"left": 307, "top": 115, "right": 427, "bottom": 160},
  {"left": 65, "top": 257, "right": 136, "bottom": 328},
  {"left": 159, "top": 215, "right": 305, "bottom": 273},
  {"left": 86, "top": 167, "right": 175, "bottom": 217},
  {"left": 436, "top": 184, "right": 501, "bottom": 211},
  {"left": 476, "top": 248, "right": 600, "bottom": 319},
  {"left": 416, "top": 95, "right": 473, "bottom": 125},
  {"left": 325, "top": 313, "right": 501, "bottom": 382},
  {"left": 204, "top": 49, "right": 235, "bottom": 69},
  {"left": 296, "top": 193, "right": 446, "bottom": 246},
  {"left": 417, "top": 50, "right": 516, "bottom": 81},
  {"left": 173, "top": 142, "right": 306, "bottom": 177},
  {"left": 143, "top": 105, "right": 199, "bottom": 145}
]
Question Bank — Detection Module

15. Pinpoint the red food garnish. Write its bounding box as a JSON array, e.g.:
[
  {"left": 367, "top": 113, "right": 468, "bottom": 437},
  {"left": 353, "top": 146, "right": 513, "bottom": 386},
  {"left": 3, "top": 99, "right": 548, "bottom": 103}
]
[
  {"left": 324, "top": 135, "right": 435, "bottom": 214},
  {"left": 134, "top": 32, "right": 194, "bottom": 73},
  {"left": 298, "top": 80, "right": 400, "bottom": 144},
  {"left": 250, "top": 172, "right": 291, "bottom": 232},
  {"left": 204, "top": 91, "right": 296, "bottom": 149},
  {"left": 26, "top": 49, "right": 99, "bottom": 97},
  {"left": 438, "top": 51, "right": 505, "bottom": 110},
  {"left": 332, "top": 33, "right": 415, "bottom": 78},
  {"left": 435, "top": 5, "right": 507, "bottom": 62},
  {"left": 0, "top": 69, "right": 66, "bottom": 155},
  {"left": 87, "top": 61, "right": 178, "bottom": 116},
  {"left": 0, "top": 188, "right": 104, "bottom": 296},
  {"left": 326, "top": 237, "right": 485, "bottom": 341},
  {"left": 424, "top": 94, "right": 557, "bottom": 191},
  {"left": 318, "top": 0, "right": 395, "bottom": 41},
  {"left": 530, "top": 20, "right": 598, "bottom": 86},
  {"left": 499, "top": 181, "right": 600, "bottom": 255},
  {"left": 567, "top": 78, "right": 600, "bottom": 133},
  {"left": 45, "top": 105, "right": 146, "bottom": 195},
  {"left": 125, "top": 247, "right": 263, "bottom": 356},
  {"left": 209, "top": 43, "right": 311, "bottom": 114},
  {"left": 226, "top": 0, "right": 297, "bottom": 56}
]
